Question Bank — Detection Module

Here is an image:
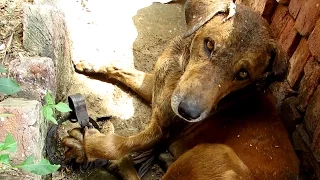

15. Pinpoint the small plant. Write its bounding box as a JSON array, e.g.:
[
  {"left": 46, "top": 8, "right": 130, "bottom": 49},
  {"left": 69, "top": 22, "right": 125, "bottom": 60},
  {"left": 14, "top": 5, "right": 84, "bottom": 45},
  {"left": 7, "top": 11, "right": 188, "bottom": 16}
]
[
  {"left": 42, "top": 91, "right": 72, "bottom": 124},
  {"left": 0, "top": 64, "right": 20, "bottom": 95},
  {"left": 0, "top": 133, "right": 60, "bottom": 175}
]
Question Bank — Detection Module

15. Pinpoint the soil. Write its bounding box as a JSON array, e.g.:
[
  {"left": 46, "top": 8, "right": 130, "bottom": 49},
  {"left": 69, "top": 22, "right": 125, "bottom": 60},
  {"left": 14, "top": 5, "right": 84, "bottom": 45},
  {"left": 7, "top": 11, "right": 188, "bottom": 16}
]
[{"left": 0, "top": 0, "right": 36, "bottom": 66}]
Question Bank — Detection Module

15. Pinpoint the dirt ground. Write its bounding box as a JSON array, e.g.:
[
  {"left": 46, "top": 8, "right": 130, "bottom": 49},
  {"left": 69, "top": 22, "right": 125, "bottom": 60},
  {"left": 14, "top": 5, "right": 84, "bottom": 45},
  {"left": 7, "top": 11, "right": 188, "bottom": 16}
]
[
  {"left": 1, "top": 0, "right": 187, "bottom": 179},
  {"left": 0, "top": 0, "right": 36, "bottom": 66}
]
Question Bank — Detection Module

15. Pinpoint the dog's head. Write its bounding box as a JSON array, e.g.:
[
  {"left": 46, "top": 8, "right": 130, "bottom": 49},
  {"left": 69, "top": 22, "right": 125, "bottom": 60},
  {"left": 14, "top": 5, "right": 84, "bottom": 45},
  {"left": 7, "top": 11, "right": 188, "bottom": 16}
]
[{"left": 171, "top": 0, "right": 287, "bottom": 122}]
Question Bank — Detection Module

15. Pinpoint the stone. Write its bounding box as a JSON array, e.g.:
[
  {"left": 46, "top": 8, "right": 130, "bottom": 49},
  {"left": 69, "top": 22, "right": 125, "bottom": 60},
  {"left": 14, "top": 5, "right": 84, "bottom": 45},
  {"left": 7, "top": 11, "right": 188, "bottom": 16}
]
[
  {"left": 269, "top": 81, "right": 296, "bottom": 111},
  {"left": 304, "top": 85, "right": 320, "bottom": 137},
  {"left": 270, "top": 5, "right": 292, "bottom": 38},
  {"left": 297, "top": 57, "right": 320, "bottom": 112},
  {"left": 308, "top": 19, "right": 320, "bottom": 62},
  {"left": 294, "top": 0, "right": 320, "bottom": 36},
  {"left": 287, "top": 38, "right": 311, "bottom": 88},
  {"left": 23, "top": 4, "right": 73, "bottom": 101},
  {"left": 289, "top": 0, "right": 303, "bottom": 19},
  {"left": 280, "top": 96, "right": 302, "bottom": 133},
  {"left": 276, "top": 15, "right": 300, "bottom": 57},
  {"left": 9, "top": 57, "right": 56, "bottom": 102},
  {"left": 0, "top": 98, "right": 48, "bottom": 179}
]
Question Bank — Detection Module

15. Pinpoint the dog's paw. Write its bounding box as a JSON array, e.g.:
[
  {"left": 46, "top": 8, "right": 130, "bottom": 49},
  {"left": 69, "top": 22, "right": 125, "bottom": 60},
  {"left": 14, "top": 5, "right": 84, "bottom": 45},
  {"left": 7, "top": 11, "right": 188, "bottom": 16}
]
[
  {"left": 62, "top": 128, "right": 87, "bottom": 163},
  {"left": 74, "top": 60, "right": 100, "bottom": 73}
]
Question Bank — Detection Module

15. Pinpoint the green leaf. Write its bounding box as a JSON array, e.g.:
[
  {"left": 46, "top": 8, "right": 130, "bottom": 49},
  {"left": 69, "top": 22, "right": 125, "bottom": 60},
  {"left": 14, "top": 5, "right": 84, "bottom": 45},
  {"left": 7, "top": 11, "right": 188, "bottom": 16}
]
[
  {"left": 44, "top": 91, "right": 54, "bottom": 105},
  {"left": 47, "top": 115, "right": 58, "bottom": 124},
  {"left": 54, "top": 102, "right": 72, "bottom": 112},
  {"left": 0, "top": 154, "right": 10, "bottom": 165},
  {"left": 0, "top": 113, "right": 13, "bottom": 118},
  {"left": 0, "top": 133, "right": 17, "bottom": 152},
  {"left": 0, "top": 78, "right": 20, "bottom": 95},
  {"left": 42, "top": 106, "right": 57, "bottom": 124},
  {"left": 0, "top": 65, "right": 7, "bottom": 73},
  {"left": 42, "top": 105, "right": 53, "bottom": 120},
  {"left": 19, "top": 156, "right": 34, "bottom": 166},
  {"left": 17, "top": 157, "right": 60, "bottom": 175}
]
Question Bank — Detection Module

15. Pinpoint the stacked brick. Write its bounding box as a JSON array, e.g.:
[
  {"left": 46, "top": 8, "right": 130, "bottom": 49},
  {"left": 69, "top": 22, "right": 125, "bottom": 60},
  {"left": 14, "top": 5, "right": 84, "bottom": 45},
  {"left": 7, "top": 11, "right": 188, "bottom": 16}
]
[{"left": 236, "top": 0, "right": 320, "bottom": 178}]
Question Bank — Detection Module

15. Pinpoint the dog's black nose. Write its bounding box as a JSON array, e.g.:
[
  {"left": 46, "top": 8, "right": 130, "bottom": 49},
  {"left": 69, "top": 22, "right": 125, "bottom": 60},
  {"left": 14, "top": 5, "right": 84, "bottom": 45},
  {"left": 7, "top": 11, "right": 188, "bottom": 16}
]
[{"left": 178, "top": 101, "right": 202, "bottom": 120}]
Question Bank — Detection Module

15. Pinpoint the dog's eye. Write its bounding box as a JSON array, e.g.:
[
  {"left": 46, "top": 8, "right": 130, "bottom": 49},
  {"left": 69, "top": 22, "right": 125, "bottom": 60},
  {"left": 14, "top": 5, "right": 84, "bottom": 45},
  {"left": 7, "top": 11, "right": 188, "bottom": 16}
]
[
  {"left": 204, "top": 38, "right": 215, "bottom": 55},
  {"left": 235, "top": 69, "right": 250, "bottom": 80}
]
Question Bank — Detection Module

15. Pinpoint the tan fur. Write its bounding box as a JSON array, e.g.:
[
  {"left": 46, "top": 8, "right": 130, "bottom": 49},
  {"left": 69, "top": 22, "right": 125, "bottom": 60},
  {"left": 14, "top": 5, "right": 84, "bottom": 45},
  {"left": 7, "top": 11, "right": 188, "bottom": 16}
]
[{"left": 62, "top": 0, "right": 299, "bottom": 179}]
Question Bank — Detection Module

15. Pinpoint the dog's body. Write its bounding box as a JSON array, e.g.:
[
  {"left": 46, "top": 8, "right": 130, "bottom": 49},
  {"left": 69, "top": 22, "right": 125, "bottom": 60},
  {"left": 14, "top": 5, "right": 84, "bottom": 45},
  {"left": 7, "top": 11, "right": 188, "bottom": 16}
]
[{"left": 62, "top": 0, "right": 299, "bottom": 179}]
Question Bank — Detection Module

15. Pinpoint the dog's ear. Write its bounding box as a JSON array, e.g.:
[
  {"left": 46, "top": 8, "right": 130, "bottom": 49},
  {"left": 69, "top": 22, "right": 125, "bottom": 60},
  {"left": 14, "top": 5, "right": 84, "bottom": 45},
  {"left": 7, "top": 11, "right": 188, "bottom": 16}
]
[
  {"left": 268, "top": 41, "right": 288, "bottom": 81},
  {"left": 184, "top": 0, "right": 232, "bottom": 37},
  {"left": 255, "top": 41, "right": 288, "bottom": 91}
]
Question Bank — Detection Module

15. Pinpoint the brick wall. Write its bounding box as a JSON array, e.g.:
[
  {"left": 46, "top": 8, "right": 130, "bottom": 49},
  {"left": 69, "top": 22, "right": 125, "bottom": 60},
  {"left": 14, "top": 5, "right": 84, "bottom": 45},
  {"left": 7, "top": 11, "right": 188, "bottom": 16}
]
[{"left": 236, "top": 0, "right": 320, "bottom": 178}]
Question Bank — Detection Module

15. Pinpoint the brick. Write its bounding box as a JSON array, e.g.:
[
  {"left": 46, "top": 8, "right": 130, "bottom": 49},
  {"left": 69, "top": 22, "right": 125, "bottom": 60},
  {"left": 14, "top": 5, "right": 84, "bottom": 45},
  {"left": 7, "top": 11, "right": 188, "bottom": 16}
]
[
  {"left": 0, "top": 98, "right": 48, "bottom": 179},
  {"left": 280, "top": 97, "right": 302, "bottom": 133},
  {"left": 276, "top": 15, "right": 301, "bottom": 57},
  {"left": 287, "top": 38, "right": 312, "bottom": 88},
  {"left": 304, "top": 85, "right": 320, "bottom": 137},
  {"left": 308, "top": 19, "right": 320, "bottom": 62},
  {"left": 311, "top": 88, "right": 320, "bottom": 162},
  {"left": 269, "top": 81, "right": 296, "bottom": 111},
  {"left": 9, "top": 57, "right": 56, "bottom": 101},
  {"left": 270, "top": 5, "right": 291, "bottom": 38},
  {"left": 277, "top": 0, "right": 291, "bottom": 5},
  {"left": 294, "top": 0, "right": 320, "bottom": 36},
  {"left": 235, "top": 0, "right": 277, "bottom": 22},
  {"left": 289, "top": 0, "right": 303, "bottom": 19},
  {"left": 23, "top": 4, "right": 73, "bottom": 101},
  {"left": 297, "top": 57, "right": 320, "bottom": 112},
  {"left": 292, "top": 124, "right": 311, "bottom": 151},
  {"left": 261, "top": 0, "right": 277, "bottom": 23}
]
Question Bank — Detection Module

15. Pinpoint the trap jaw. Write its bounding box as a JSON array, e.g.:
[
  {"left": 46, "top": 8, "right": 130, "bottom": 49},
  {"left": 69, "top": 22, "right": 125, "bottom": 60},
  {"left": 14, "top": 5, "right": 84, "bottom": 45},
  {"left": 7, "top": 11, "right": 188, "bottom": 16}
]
[{"left": 68, "top": 93, "right": 100, "bottom": 129}]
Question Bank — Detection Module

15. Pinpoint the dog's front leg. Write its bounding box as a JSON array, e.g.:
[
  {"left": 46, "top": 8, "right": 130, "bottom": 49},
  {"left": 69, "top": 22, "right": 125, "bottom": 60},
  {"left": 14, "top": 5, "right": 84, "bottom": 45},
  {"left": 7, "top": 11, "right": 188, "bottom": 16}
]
[
  {"left": 63, "top": 106, "right": 173, "bottom": 162},
  {"left": 64, "top": 58, "right": 180, "bottom": 162},
  {"left": 75, "top": 61, "right": 154, "bottom": 104}
]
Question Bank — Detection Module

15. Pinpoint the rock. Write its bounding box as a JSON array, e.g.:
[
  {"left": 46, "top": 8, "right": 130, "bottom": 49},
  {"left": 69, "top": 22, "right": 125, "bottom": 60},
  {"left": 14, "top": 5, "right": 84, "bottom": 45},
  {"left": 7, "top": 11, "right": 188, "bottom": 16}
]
[
  {"left": 287, "top": 38, "right": 311, "bottom": 89},
  {"left": 288, "top": 0, "right": 303, "bottom": 19},
  {"left": 23, "top": 4, "right": 73, "bottom": 101},
  {"left": 304, "top": 85, "right": 320, "bottom": 140},
  {"left": 294, "top": 0, "right": 320, "bottom": 36},
  {"left": 308, "top": 19, "right": 320, "bottom": 62},
  {"left": 297, "top": 57, "right": 320, "bottom": 112},
  {"left": 8, "top": 57, "right": 56, "bottom": 102},
  {"left": 0, "top": 98, "right": 48, "bottom": 180}
]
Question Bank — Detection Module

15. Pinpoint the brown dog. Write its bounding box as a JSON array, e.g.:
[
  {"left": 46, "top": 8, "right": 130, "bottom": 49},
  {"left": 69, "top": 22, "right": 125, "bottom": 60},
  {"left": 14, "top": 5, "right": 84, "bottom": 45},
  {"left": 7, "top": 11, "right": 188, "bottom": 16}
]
[{"left": 62, "top": 0, "right": 299, "bottom": 179}]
